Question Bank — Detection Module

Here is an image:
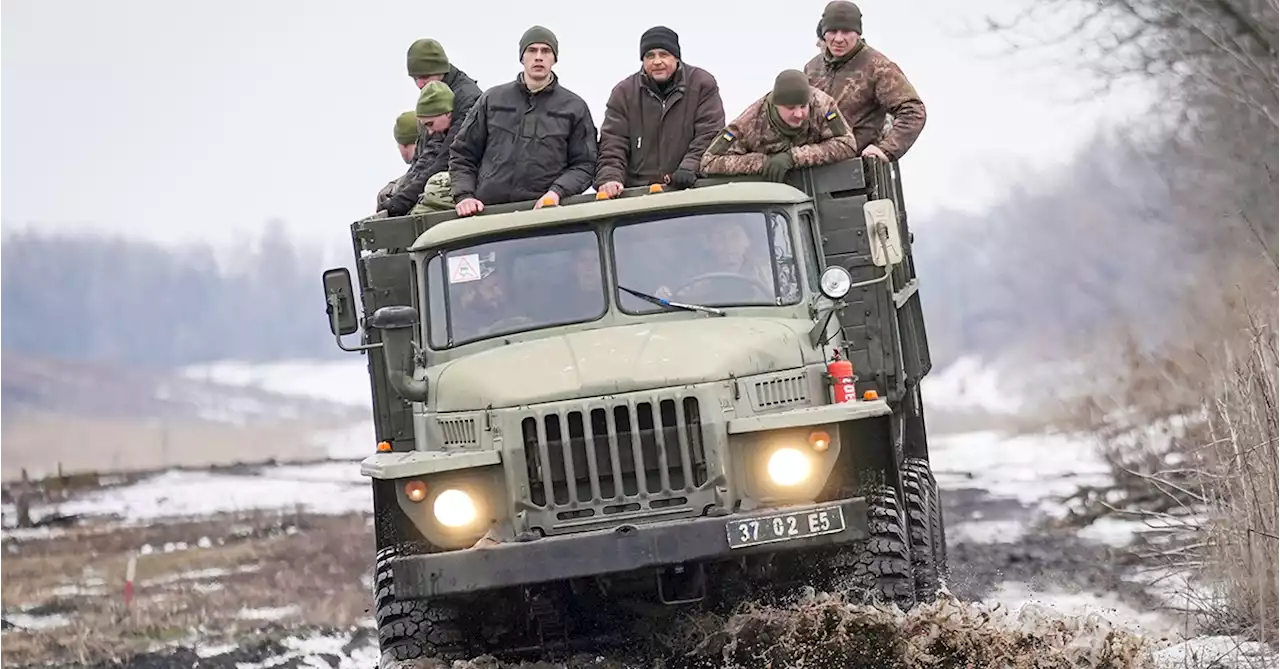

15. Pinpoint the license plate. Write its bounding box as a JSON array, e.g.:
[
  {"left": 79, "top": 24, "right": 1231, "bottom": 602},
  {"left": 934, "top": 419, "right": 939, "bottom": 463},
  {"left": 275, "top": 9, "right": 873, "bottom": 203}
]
[{"left": 725, "top": 505, "right": 847, "bottom": 549}]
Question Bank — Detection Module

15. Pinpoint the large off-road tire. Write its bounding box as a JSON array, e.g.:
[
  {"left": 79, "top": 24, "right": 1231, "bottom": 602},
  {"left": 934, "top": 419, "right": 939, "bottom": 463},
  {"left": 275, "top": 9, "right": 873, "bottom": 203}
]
[
  {"left": 374, "top": 545, "right": 469, "bottom": 668},
  {"left": 901, "top": 458, "right": 945, "bottom": 603},
  {"left": 820, "top": 483, "right": 916, "bottom": 610}
]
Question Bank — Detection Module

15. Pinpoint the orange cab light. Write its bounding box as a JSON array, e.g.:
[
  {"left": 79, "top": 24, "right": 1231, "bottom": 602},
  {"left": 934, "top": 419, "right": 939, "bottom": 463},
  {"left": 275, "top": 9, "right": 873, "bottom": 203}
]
[
  {"left": 595, "top": 191, "right": 612, "bottom": 200},
  {"left": 541, "top": 194, "right": 559, "bottom": 207},
  {"left": 648, "top": 183, "right": 665, "bottom": 193},
  {"left": 863, "top": 390, "right": 879, "bottom": 400},
  {"left": 404, "top": 480, "right": 427, "bottom": 503},
  {"left": 808, "top": 430, "right": 832, "bottom": 452},
  {"left": 377, "top": 441, "right": 392, "bottom": 452}
]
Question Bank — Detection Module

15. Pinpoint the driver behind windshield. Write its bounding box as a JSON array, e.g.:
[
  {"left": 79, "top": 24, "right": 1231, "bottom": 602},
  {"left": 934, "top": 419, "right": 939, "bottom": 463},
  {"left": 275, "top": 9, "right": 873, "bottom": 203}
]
[
  {"left": 451, "top": 258, "right": 519, "bottom": 340},
  {"left": 655, "top": 217, "right": 776, "bottom": 303}
]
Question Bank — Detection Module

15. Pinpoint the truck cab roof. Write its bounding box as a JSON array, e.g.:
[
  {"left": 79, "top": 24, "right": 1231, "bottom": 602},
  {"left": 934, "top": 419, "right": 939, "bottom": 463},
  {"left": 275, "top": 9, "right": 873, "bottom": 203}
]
[{"left": 409, "top": 181, "right": 813, "bottom": 252}]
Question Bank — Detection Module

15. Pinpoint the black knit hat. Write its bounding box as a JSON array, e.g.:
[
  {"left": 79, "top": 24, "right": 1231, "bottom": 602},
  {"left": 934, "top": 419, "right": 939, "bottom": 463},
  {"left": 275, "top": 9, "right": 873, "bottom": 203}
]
[{"left": 640, "top": 26, "right": 681, "bottom": 60}]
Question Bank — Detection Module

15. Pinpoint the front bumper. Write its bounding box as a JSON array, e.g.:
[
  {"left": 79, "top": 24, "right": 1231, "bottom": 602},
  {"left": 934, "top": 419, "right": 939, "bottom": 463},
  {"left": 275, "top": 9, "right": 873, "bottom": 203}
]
[{"left": 391, "top": 497, "right": 870, "bottom": 598}]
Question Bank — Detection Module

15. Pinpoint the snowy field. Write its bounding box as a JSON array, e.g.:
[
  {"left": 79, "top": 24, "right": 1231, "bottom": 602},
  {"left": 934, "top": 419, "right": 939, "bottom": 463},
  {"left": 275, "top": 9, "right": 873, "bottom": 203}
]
[{"left": 2, "top": 355, "right": 1274, "bottom": 668}]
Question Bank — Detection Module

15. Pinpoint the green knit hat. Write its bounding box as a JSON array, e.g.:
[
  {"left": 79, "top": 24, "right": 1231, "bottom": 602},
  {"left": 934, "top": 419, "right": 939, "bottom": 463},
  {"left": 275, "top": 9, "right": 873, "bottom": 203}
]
[
  {"left": 772, "top": 69, "right": 810, "bottom": 107},
  {"left": 519, "top": 25, "right": 559, "bottom": 61},
  {"left": 394, "top": 111, "right": 420, "bottom": 145},
  {"left": 406, "top": 38, "right": 449, "bottom": 77},
  {"left": 416, "top": 81, "right": 455, "bottom": 118}
]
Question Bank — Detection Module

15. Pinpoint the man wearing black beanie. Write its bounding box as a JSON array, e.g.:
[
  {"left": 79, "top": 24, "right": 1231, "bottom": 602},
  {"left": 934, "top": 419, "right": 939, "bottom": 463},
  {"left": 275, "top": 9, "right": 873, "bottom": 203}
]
[
  {"left": 806, "top": 0, "right": 926, "bottom": 162},
  {"left": 595, "top": 26, "right": 725, "bottom": 195}
]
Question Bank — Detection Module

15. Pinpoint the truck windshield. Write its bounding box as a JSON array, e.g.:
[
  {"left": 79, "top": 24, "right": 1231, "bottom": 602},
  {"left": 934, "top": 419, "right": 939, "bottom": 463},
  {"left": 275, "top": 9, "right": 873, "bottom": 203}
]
[
  {"left": 612, "top": 210, "right": 800, "bottom": 314},
  {"left": 425, "top": 228, "right": 606, "bottom": 347}
]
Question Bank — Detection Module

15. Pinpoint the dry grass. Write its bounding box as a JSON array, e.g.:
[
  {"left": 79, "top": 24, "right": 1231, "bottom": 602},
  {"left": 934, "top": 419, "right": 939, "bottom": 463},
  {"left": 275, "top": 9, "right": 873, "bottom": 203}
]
[
  {"left": 1037, "top": 264, "right": 1279, "bottom": 646},
  {"left": 0, "top": 511, "right": 376, "bottom": 668}
]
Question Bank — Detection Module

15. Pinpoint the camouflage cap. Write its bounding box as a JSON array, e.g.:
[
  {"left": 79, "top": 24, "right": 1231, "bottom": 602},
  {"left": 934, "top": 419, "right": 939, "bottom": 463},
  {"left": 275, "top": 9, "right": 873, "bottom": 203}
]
[
  {"left": 394, "top": 111, "right": 420, "bottom": 145},
  {"left": 416, "top": 81, "right": 455, "bottom": 118},
  {"left": 822, "top": 1, "right": 863, "bottom": 34},
  {"left": 519, "top": 25, "right": 559, "bottom": 60},
  {"left": 771, "top": 69, "right": 810, "bottom": 107},
  {"left": 407, "top": 38, "right": 450, "bottom": 77}
]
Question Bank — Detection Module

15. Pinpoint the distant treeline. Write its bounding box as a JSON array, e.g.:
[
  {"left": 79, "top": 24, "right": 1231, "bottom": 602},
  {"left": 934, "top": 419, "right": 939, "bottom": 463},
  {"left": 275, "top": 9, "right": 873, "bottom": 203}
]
[
  {"left": 1, "top": 221, "right": 349, "bottom": 369},
  {"left": 1, "top": 133, "right": 1218, "bottom": 372}
]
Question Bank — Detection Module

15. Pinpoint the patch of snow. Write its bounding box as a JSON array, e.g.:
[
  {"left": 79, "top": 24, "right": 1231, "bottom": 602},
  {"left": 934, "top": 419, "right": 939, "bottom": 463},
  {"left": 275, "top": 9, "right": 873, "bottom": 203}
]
[
  {"left": 195, "top": 642, "right": 238, "bottom": 658},
  {"left": 51, "top": 583, "right": 108, "bottom": 597},
  {"left": 236, "top": 605, "right": 299, "bottom": 622},
  {"left": 931, "top": 429, "right": 1113, "bottom": 518},
  {"left": 1076, "top": 515, "right": 1149, "bottom": 548},
  {"left": 1, "top": 612, "right": 72, "bottom": 630},
  {"left": 920, "top": 355, "right": 1025, "bottom": 415},
  {"left": 1151, "top": 635, "right": 1278, "bottom": 669},
  {"left": 30, "top": 463, "right": 371, "bottom": 523},
  {"left": 948, "top": 519, "right": 1028, "bottom": 544},
  {"left": 181, "top": 359, "right": 373, "bottom": 408}
]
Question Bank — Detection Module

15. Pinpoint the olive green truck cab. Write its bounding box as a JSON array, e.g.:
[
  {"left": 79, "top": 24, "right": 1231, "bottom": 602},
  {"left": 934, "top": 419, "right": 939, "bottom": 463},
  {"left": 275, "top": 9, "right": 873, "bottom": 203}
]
[{"left": 320, "top": 157, "right": 945, "bottom": 664}]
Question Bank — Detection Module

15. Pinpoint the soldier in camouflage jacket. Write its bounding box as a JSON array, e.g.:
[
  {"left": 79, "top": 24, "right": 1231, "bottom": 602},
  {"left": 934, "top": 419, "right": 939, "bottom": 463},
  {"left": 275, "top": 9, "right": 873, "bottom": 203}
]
[
  {"left": 699, "top": 69, "right": 858, "bottom": 181},
  {"left": 806, "top": 1, "right": 926, "bottom": 162}
]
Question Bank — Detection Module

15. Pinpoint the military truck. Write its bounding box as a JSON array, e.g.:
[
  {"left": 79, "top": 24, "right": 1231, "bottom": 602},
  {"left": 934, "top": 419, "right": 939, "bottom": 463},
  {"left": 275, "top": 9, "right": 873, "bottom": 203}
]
[{"left": 320, "top": 157, "right": 945, "bottom": 664}]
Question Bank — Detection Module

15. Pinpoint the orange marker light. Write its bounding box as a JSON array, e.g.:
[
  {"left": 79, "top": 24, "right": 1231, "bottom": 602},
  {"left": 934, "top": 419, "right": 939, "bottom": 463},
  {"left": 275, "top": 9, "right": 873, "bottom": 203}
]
[
  {"left": 808, "top": 430, "right": 831, "bottom": 452},
  {"left": 595, "top": 191, "right": 612, "bottom": 200},
  {"left": 404, "top": 480, "right": 427, "bottom": 503},
  {"left": 648, "top": 183, "right": 664, "bottom": 193},
  {"left": 377, "top": 441, "right": 392, "bottom": 452},
  {"left": 541, "top": 194, "right": 558, "bottom": 207},
  {"left": 863, "top": 390, "right": 879, "bottom": 400}
]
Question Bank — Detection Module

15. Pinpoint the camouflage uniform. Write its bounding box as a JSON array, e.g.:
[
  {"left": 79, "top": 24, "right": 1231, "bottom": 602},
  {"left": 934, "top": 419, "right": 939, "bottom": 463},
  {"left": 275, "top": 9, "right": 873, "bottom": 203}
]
[
  {"left": 410, "top": 171, "right": 454, "bottom": 215},
  {"left": 806, "top": 1, "right": 926, "bottom": 160},
  {"left": 700, "top": 75, "right": 858, "bottom": 177}
]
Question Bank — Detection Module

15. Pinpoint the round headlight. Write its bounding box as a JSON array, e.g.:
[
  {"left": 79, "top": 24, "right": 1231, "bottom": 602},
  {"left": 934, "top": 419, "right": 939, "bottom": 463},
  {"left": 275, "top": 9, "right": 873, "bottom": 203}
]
[
  {"left": 432, "top": 489, "right": 478, "bottom": 528},
  {"left": 820, "top": 266, "right": 853, "bottom": 299},
  {"left": 767, "top": 447, "right": 812, "bottom": 487}
]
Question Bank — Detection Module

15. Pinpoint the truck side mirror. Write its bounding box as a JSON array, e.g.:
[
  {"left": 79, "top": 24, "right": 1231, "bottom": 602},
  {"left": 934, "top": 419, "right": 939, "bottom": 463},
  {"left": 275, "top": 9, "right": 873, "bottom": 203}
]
[
  {"left": 864, "top": 200, "right": 904, "bottom": 267},
  {"left": 322, "top": 267, "right": 359, "bottom": 336}
]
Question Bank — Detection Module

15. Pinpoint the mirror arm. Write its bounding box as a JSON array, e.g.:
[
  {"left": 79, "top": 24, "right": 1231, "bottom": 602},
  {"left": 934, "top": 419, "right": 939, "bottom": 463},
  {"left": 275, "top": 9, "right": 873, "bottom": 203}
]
[
  {"left": 328, "top": 296, "right": 382, "bottom": 353},
  {"left": 808, "top": 300, "right": 845, "bottom": 348}
]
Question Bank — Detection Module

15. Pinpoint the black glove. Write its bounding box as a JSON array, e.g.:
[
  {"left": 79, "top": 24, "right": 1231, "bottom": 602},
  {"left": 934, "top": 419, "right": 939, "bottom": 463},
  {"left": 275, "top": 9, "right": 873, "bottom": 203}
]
[
  {"left": 668, "top": 168, "right": 698, "bottom": 190},
  {"left": 761, "top": 151, "right": 794, "bottom": 182}
]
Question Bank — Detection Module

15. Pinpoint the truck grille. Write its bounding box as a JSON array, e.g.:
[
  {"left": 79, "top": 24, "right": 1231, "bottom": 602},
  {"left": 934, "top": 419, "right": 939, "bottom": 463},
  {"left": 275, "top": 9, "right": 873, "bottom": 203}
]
[{"left": 520, "top": 396, "right": 709, "bottom": 519}]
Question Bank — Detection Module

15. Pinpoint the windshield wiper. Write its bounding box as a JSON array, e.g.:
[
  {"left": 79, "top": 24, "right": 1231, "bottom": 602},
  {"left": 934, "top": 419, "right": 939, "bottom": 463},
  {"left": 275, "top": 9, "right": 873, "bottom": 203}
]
[{"left": 618, "top": 285, "right": 725, "bottom": 316}]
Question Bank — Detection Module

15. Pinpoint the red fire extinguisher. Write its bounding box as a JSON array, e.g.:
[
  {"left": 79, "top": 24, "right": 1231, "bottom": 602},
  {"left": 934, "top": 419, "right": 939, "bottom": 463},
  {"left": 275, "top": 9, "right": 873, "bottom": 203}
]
[{"left": 828, "top": 350, "right": 856, "bottom": 403}]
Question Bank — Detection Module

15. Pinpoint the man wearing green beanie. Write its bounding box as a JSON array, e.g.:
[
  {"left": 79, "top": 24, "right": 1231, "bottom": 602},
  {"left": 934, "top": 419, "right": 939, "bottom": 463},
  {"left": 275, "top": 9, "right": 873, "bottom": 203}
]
[
  {"left": 375, "top": 111, "right": 424, "bottom": 210},
  {"left": 450, "top": 25, "right": 598, "bottom": 216},
  {"left": 375, "top": 38, "right": 483, "bottom": 218},
  {"left": 805, "top": 0, "right": 926, "bottom": 162},
  {"left": 700, "top": 69, "right": 858, "bottom": 182},
  {"left": 405, "top": 81, "right": 459, "bottom": 215}
]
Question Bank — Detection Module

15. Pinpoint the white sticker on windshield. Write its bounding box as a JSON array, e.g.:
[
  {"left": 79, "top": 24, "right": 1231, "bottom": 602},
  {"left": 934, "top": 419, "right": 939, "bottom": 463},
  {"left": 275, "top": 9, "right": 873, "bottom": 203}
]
[{"left": 448, "top": 254, "right": 482, "bottom": 283}]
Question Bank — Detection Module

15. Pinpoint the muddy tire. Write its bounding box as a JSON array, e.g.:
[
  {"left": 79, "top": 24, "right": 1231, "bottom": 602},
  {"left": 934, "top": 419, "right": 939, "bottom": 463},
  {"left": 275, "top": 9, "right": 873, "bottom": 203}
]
[
  {"left": 821, "top": 484, "right": 915, "bottom": 609},
  {"left": 901, "top": 458, "right": 945, "bottom": 603},
  {"left": 374, "top": 545, "right": 469, "bottom": 667}
]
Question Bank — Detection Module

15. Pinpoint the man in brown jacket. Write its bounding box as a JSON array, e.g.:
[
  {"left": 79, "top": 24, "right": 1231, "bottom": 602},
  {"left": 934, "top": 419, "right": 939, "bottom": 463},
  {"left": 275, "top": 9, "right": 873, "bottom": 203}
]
[
  {"left": 805, "top": 0, "right": 926, "bottom": 162},
  {"left": 595, "top": 26, "right": 725, "bottom": 196},
  {"left": 700, "top": 69, "right": 858, "bottom": 181}
]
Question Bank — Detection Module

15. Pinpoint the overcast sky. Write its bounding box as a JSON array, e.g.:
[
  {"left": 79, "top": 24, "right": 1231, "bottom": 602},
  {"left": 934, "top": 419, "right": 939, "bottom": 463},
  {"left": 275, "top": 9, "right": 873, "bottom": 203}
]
[{"left": 1, "top": 0, "right": 1152, "bottom": 252}]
